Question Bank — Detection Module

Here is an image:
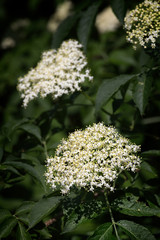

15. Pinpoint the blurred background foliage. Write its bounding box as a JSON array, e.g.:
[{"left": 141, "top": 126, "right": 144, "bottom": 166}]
[{"left": 0, "top": 0, "right": 160, "bottom": 239}]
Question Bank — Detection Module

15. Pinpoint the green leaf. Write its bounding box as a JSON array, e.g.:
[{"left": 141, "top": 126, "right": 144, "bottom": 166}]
[
  {"left": 34, "top": 164, "right": 48, "bottom": 193},
  {"left": 35, "top": 229, "right": 52, "bottom": 239},
  {"left": 0, "top": 164, "right": 21, "bottom": 175},
  {"left": 109, "top": 50, "right": 136, "bottom": 67},
  {"left": 62, "top": 213, "right": 87, "bottom": 234},
  {"left": 21, "top": 153, "right": 40, "bottom": 165},
  {"left": 155, "top": 194, "right": 160, "bottom": 207},
  {"left": 0, "top": 217, "right": 17, "bottom": 238},
  {"left": 133, "top": 73, "right": 152, "bottom": 115},
  {"left": 19, "top": 123, "right": 42, "bottom": 141},
  {"left": 110, "top": 0, "right": 126, "bottom": 23},
  {"left": 18, "top": 214, "right": 29, "bottom": 225},
  {"left": 112, "top": 195, "right": 160, "bottom": 217},
  {"left": 15, "top": 201, "right": 34, "bottom": 215},
  {"left": 116, "top": 220, "right": 156, "bottom": 240},
  {"left": 96, "top": 74, "right": 135, "bottom": 113},
  {"left": 28, "top": 196, "right": 62, "bottom": 229},
  {"left": 0, "top": 209, "right": 12, "bottom": 223},
  {"left": 16, "top": 222, "right": 31, "bottom": 240},
  {"left": 4, "top": 161, "right": 46, "bottom": 188},
  {"left": 52, "top": 13, "right": 80, "bottom": 49},
  {"left": 88, "top": 223, "right": 113, "bottom": 240},
  {"left": 0, "top": 147, "right": 3, "bottom": 162},
  {"left": 140, "top": 161, "right": 158, "bottom": 180},
  {"left": 141, "top": 150, "right": 160, "bottom": 157},
  {"left": 77, "top": 1, "right": 101, "bottom": 51}
]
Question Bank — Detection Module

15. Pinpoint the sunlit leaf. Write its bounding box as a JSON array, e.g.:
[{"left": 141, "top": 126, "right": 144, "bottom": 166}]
[{"left": 116, "top": 220, "right": 156, "bottom": 240}]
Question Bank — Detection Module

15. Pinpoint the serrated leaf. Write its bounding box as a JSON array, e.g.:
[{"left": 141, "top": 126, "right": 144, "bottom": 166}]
[
  {"left": 4, "top": 161, "right": 46, "bottom": 189},
  {"left": 133, "top": 73, "right": 152, "bottom": 115},
  {"left": 0, "top": 217, "right": 17, "bottom": 238},
  {"left": 52, "top": 13, "right": 80, "bottom": 49},
  {"left": 19, "top": 123, "right": 42, "bottom": 141},
  {"left": 140, "top": 161, "right": 158, "bottom": 180},
  {"left": 0, "top": 209, "right": 12, "bottom": 223},
  {"left": 110, "top": 0, "right": 126, "bottom": 23},
  {"left": 116, "top": 220, "right": 156, "bottom": 240},
  {"left": 15, "top": 201, "right": 34, "bottom": 215},
  {"left": 17, "top": 222, "right": 31, "bottom": 240},
  {"left": 96, "top": 74, "right": 135, "bottom": 113},
  {"left": 88, "top": 223, "right": 113, "bottom": 240},
  {"left": 28, "top": 196, "right": 62, "bottom": 229},
  {"left": 112, "top": 195, "right": 160, "bottom": 217},
  {"left": 77, "top": 1, "right": 101, "bottom": 51}
]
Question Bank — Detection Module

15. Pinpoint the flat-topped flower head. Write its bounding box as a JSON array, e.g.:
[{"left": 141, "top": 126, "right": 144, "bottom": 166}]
[
  {"left": 45, "top": 123, "right": 141, "bottom": 194},
  {"left": 124, "top": 0, "right": 160, "bottom": 49},
  {"left": 17, "top": 39, "right": 93, "bottom": 107}
]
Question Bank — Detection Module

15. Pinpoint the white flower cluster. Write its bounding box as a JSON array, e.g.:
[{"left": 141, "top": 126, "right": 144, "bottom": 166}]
[
  {"left": 17, "top": 39, "right": 93, "bottom": 107},
  {"left": 124, "top": 0, "right": 160, "bottom": 49},
  {"left": 45, "top": 123, "right": 141, "bottom": 194}
]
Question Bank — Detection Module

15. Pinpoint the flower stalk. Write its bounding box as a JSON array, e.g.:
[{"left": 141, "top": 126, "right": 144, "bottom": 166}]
[{"left": 104, "top": 191, "right": 120, "bottom": 240}]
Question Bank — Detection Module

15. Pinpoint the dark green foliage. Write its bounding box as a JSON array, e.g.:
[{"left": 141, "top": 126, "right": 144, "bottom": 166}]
[
  {"left": 28, "top": 196, "right": 62, "bottom": 229},
  {"left": 116, "top": 220, "right": 156, "bottom": 240},
  {"left": 133, "top": 72, "right": 153, "bottom": 115},
  {"left": 77, "top": 1, "right": 102, "bottom": 51},
  {"left": 95, "top": 74, "right": 135, "bottom": 113},
  {"left": 88, "top": 223, "right": 114, "bottom": 240},
  {"left": 0, "top": 0, "right": 160, "bottom": 239},
  {"left": 110, "top": 0, "right": 126, "bottom": 23}
]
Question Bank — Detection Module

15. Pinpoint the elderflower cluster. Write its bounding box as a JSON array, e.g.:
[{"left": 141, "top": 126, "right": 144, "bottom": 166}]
[
  {"left": 17, "top": 39, "right": 93, "bottom": 107},
  {"left": 45, "top": 123, "right": 141, "bottom": 194},
  {"left": 124, "top": 0, "right": 160, "bottom": 49}
]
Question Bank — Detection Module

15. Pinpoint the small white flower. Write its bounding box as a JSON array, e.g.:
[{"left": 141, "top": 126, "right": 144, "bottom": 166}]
[
  {"left": 17, "top": 39, "right": 93, "bottom": 107},
  {"left": 124, "top": 0, "right": 160, "bottom": 49},
  {"left": 45, "top": 123, "right": 141, "bottom": 194}
]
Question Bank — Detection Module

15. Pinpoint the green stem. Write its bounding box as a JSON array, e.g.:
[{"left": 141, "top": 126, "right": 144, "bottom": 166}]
[
  {"left": 104, "top": 191, "right": 120, "bottom": 240},
  {"left": 42, "top": 140, "right": 49, "bottom": 159}
]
